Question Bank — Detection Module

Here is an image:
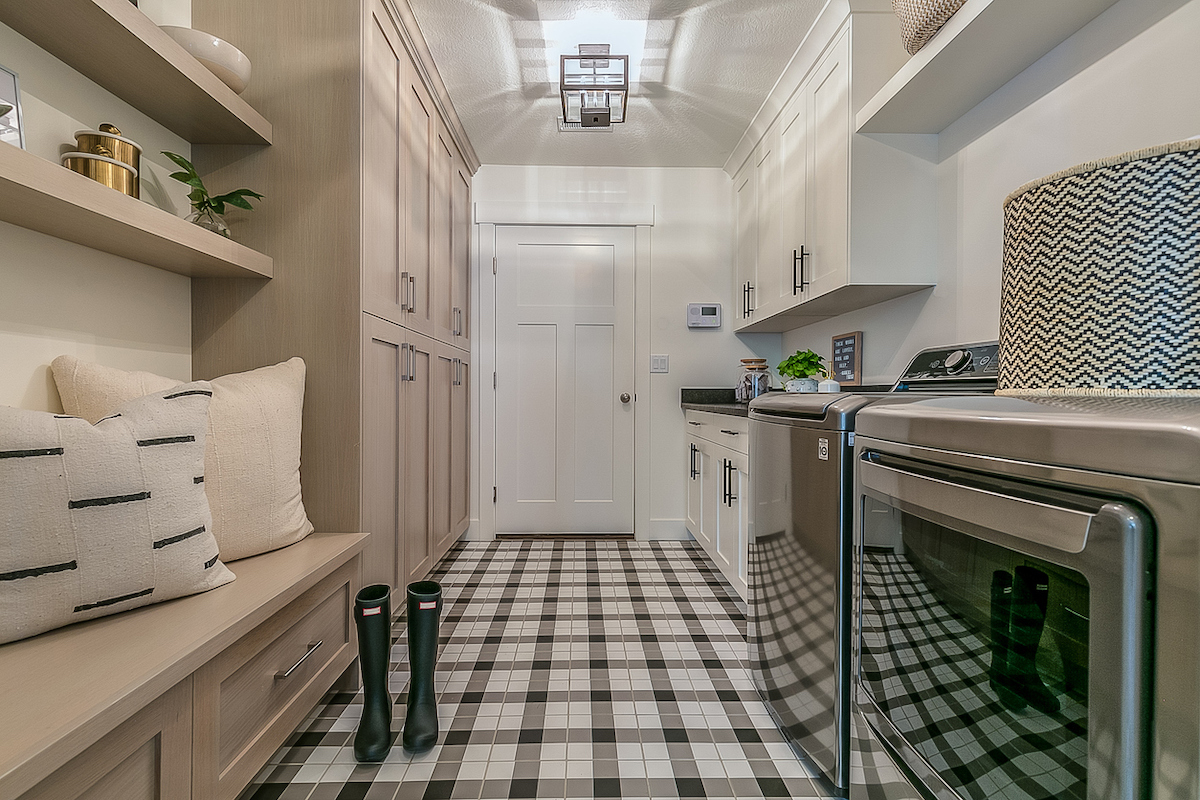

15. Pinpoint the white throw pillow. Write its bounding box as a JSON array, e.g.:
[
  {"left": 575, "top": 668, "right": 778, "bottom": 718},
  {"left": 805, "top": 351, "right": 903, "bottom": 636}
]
[
  {"left": 0, "top": 383, "right": 235, "bottom": 645},
  {"left": 51, "top": 356, "right": 315, "bottom": 561}
]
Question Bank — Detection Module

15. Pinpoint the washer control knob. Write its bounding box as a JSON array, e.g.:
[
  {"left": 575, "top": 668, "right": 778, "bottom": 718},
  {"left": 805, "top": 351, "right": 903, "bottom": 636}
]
[{"left": 944, "top": 349, "right": 972, "bottom": 374}]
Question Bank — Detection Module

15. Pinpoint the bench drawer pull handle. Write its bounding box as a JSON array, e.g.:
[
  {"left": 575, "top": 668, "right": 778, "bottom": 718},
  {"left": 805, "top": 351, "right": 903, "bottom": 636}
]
[{"left": 276, "top": 640, "right": 322, "bottom": 680}]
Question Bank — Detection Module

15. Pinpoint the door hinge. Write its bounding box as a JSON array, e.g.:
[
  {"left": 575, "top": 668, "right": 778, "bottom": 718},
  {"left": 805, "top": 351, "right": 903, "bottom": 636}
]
[
  {"left": 492, "top": 256, "right": 497, "bottom": 275},
  {"left": 493, "top": 486, "right": 497, "bottom": 503},
  {"left": 493, "top": 371, "right": 496, "bottom": 389}
]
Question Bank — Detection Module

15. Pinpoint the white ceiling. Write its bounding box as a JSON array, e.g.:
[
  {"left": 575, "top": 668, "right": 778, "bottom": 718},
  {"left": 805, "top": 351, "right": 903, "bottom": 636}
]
[{"left": 405, "top": 0, "right": 827, "bottom": 168}]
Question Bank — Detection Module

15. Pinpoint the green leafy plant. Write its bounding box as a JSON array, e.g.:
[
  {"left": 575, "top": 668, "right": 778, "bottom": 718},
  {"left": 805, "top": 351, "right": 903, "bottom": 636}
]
[
  {"left": 162, "top": 151, "right": 263, "bottom": 216},
  {"left": 777, "top": 349, "right": 827, "bottom": 381}
]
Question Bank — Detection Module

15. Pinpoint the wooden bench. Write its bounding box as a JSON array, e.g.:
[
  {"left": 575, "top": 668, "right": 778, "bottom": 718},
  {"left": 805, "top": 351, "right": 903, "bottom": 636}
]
[{"left": 0, "top": 532, "right": 368, "bottom": 800}]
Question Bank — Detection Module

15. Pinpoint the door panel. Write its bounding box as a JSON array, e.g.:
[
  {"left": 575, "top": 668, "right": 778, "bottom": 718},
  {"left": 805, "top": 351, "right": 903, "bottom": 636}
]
[
  {"left": 451, "top": 164, "right": 471, "bottom": 348},
  {"left": 807, "top": 29, "right": 850, "bottom": 300},
  {"left": 361, "top": 315, "right": 403, "bottom": 589},
  {"left": 362, "top": 10, "right": 404, "bottom": 322},
  {"left": 734, "top": 166, "right": 756, "bottom": 327},
  {"left": 449, "top": 351, "right": 470, "bottom": 541},
  {"left": 431, "top": 346, "right": 454, "bottom": 564},
  {"left": 404, "top": 332, "right": 434, "bottom": 582},
  {"left": 495, "top": 226, "right": 635, "bottom": 535},
  {"left": 779, "top": 92, "right": 809, "bottom": 309},
  {"left": 430, "top": 128, "right": 455, "bottom": 343},
  {"left": 404, "top": 68, "right": 434, "bottom": 337}
]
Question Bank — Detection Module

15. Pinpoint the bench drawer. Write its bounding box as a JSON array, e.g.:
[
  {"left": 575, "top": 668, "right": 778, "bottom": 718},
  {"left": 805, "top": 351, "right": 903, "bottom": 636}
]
[{"left": 193, "top": 559, "right": 357, "bottom": 800}]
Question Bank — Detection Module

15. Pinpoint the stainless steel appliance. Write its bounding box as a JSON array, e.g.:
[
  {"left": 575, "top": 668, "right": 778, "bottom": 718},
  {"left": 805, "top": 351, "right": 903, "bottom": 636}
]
[
  {"left": 748, "top": 342, "right": 999, "bottom": 796},
  {"left": 853, "top": 395, "right": 1200, "bottom": 800}
]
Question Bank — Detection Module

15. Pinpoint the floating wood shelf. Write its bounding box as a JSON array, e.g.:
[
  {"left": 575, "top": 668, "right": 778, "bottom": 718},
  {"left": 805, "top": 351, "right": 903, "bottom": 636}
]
[
  {"left": 856, "top": 0, "right": 1121, "bottom": 134},
  {"left": 0, "top": 143, "right": 272, "bottom": 278},
  {"left": 0, "top": 0, "right": 271, "bottom": 145}
]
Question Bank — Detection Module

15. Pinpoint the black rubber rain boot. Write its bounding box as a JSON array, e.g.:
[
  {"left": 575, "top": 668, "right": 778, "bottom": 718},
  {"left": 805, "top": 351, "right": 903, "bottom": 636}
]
[
  {"left": 353, "top": 584, "right": 394, "bottom": 762},
  {"left": 1010, "top": 566, "right": 1060, "bottom": 714},
  {"left": 403, "top": 581, "right": 442, "bottom": 752},
  {"left": 988, "top": 570, "right": 1026, "bottom": 711}
]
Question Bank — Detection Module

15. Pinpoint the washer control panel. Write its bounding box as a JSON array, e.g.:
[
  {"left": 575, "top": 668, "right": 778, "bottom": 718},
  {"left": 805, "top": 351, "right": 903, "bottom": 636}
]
[
  {"left": 892, "top": 342, "right": 1000, "bottom": 390},
  {"left": 686, "top": 303, "right": 722, "bottom": 328}
]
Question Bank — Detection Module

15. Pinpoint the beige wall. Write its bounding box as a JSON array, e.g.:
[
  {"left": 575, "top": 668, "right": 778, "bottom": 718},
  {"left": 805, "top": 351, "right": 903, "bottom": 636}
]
[
  {"left": 782, "top": 0, "right": 1200, "bottom": 381},
  {"left": 0, "top": 4, "right": 195, "bottom": 411}
]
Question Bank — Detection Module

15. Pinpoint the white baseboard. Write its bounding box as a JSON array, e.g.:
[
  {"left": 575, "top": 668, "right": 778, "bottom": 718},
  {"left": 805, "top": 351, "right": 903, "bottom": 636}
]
[{"left": 639, "top": 518, "right": 693, "bottom": 541}]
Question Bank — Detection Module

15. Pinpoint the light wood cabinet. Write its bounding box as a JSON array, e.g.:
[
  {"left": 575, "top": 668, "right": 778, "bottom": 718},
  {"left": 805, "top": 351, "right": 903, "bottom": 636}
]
[
  {"left": 18, "top": 679, "right": 192, "bottom": 800},
  {"left": 734, "top": 10, "right": 936, "bottom": 333},
  {"left": 3, "top": 535, "right": 366, "bottom": 800},
  {"left": 191, "top": 0, "right": 476, "bottom": 593},
  {"left": 684, "top": 411, "right": 749, "bottom": 599}
]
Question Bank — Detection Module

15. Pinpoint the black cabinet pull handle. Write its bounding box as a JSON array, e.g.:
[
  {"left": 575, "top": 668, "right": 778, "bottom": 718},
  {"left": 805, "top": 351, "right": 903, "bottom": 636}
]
[
  {"left": 726, "top": 461, "right": 738, "bottom": 505},
  {"left": 719, "top": 429, "right": 740, "bottom": 436},
  {"left": 747, "top": 282, "right": 755, "bottom": 314},
  {"left": 793, "top": 246, "right": 809, "bottom": 295},
  {"left": 689, "top": 443, "right": 698, "bottom": 479}
]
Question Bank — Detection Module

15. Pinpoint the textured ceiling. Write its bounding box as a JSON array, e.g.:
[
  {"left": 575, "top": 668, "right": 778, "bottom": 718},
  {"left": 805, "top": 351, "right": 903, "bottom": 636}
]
[{"left": 405, "top": 0, "right": 826, "bottom": 167}]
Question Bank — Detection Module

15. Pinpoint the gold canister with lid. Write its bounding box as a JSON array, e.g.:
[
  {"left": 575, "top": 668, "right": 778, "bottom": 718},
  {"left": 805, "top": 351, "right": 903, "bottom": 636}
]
[{"left": 63, "top": 124, "right": 142, "bottom": 198}]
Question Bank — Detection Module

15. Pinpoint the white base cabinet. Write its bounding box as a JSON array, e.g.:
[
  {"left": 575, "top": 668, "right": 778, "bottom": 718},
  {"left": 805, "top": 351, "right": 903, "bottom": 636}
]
[
  {"left": 733, "top": 5, "right": 936, "bottom": 332},
  {"left": 685, "top": 411, "right": 750, "bottom": 599}
]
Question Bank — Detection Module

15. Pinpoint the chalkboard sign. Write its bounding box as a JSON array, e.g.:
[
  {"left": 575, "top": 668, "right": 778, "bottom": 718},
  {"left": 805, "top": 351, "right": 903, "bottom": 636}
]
[{"left": 831, "top": 331, "right": 862, "bottom": 386}]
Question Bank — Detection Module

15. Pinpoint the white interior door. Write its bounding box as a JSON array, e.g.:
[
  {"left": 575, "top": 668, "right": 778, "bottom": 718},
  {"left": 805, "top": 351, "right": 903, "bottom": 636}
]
[{"left": 495, "top": 225, "right": 635, "bottom": 535}]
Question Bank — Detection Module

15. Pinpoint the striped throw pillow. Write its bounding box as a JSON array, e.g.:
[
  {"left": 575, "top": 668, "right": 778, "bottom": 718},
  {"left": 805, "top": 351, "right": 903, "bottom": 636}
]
[{"left": 0, "top": 382, "right": 234, "bottom": 644}]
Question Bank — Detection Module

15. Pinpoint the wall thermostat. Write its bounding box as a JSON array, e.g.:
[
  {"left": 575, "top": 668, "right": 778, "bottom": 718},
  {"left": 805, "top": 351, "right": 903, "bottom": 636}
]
[{"left": 687, "top": 303, "right": 721, "bottom": 328}]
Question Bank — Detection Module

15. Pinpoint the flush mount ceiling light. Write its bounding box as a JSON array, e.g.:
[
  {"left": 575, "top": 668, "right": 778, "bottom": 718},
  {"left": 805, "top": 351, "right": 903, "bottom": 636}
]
[{"left": 560, "top": 44, "right": 628, "bottom": 127}]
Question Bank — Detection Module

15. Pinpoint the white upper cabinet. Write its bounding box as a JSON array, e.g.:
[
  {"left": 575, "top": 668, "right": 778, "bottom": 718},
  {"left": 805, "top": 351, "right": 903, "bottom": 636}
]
[{"left": 732, "top": 6, "right": 938, "bottom": 333}]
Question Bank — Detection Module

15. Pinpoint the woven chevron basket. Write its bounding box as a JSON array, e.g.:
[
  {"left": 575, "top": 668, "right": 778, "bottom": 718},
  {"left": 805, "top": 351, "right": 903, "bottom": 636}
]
[
  {"left": 999, "top": 139, "right": 1200, "bottom": 397},
  {"left": 891, "top": 0, "right": 967, "bottom": 54}
]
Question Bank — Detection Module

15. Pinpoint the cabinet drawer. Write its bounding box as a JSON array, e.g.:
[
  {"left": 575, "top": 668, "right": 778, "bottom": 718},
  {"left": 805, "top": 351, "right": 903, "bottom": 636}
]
[
  {"left": 194, "top": 559, "right": 357, "bottom": 800},
  {"left": 684, "top": 411, "right": 750, "bottom": 454}
]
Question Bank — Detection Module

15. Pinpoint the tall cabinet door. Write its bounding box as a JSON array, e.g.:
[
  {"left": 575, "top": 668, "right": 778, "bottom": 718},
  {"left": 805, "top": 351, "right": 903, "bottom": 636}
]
[
  {"left": 404, "top": 330, "right": 436, "bottom": 583},
  {"left": 449, "top": 349, "right": 470, "bottom": 541},
  {"left": 451, "top": 161, "right": 471, "bottom": 350},
  {"left": 805, "top": 27, "right": 851, "bottom": 301},
  {"left": 779, "top": 90, "right": 810, "bottom": 309},
  {"left": 733, "top": 163, "right": 757, "bottom": 329},
  {"left": 361, "top": 5, "right": 405, "bottom": 323},
  {"left": 362, "top": 314, "right": 404, "bottom": 590},
  {"left": 753, "top": 122, "right": 782, "bottom": 318},
  {"left": 430, "top": 341, "right": 455, "bottom": 563},
  {"left": 404, "top": 64, "right": 435, "bottom": 339},
  {"left": 430, "top": 124, "right": 456, "bottom": 344}
]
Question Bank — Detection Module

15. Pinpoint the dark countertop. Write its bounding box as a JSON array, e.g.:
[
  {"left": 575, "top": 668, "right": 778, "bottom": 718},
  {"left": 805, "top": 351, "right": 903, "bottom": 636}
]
[{"left": 681, "top": 401, "right": 749, "bottom": 417}]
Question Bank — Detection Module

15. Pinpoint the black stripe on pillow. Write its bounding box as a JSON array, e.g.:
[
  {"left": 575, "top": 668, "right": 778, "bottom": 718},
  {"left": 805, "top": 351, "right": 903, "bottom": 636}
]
[
  {"left": 68, "top": 491, "right": 151, "bottom": 509},
  {"left": 194, "top": 476, "right": 205, "bottom": 484},
  {"left": 0, "top": 560, "right": 78, "bottom": 581},
  {"left": 0, "top": 447, "right": 65, "bottom": 459},
  {"left": 153, "top": 525, "right": 206, "bottom": 549},
  {"left": 204, "top": 553, "right": 220, "bottom": 569},
  {"left": 74, "top": 587, "right": 154, "bottom": 613},
  {"left": 163, "top": 389, "right": 214, "bottom": 400},
  {"left": 137, "top": 435, "right": 196, "bottom": 447}
]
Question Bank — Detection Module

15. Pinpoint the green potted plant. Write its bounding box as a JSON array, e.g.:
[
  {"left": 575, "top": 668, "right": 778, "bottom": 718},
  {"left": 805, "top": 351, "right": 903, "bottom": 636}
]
[
  {"left": 163, "top": 151, "right": 263, "bottom": 239},
  {"left": 777, "top": 349, "right": 827, "bottom": 393}
]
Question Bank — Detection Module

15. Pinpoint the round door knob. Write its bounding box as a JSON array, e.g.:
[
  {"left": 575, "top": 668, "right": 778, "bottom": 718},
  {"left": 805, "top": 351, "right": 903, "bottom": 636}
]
[{"left": 620, "top": 393, "right": 631, "bottom": 403}]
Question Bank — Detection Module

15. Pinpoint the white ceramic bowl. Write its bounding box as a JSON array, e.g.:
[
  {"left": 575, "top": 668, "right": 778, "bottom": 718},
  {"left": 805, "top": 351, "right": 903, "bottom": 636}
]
[{"left": 160, "top": 25, "right": 251, "bottom": 95}]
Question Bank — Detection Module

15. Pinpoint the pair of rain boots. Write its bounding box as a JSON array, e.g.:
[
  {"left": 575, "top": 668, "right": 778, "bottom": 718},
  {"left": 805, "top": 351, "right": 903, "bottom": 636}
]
[
  {"left": 988, "top": 566, "right": 1060, "bottom": 714},
  {"left": 352, "top": 581, "right": 442, "bottom": 762}
]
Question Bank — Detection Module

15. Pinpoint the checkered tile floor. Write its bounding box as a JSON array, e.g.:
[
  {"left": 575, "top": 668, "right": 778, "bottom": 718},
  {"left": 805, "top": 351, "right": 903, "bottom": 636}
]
[{"left": 236, "top": 541, "right": 829, "bottom": 800}]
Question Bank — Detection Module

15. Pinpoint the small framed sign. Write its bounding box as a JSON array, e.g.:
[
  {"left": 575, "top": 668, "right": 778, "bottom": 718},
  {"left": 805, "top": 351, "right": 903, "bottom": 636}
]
[
  {"left": 831, "top": 331, "right": 862, "bottom": 386},
  {"left": 0, "top": 63, "right": 24, "bottom": 150}
]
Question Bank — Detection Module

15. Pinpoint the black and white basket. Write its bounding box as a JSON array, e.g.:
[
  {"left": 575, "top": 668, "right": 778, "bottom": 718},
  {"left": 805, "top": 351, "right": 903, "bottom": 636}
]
[{"left": 999, "top": 139, "right": 1200, "bottom": 397}]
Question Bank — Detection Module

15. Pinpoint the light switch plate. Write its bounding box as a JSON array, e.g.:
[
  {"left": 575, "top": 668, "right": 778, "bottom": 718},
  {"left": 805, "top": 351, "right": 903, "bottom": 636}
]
[{"left": 650, "top": 354, "right": 669, "bottom": 373}]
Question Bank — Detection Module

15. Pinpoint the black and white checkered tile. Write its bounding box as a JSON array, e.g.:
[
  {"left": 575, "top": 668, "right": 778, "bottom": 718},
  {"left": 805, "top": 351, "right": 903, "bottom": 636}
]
[{"left": 237, "top": 541, "right": 825, "bottom": 800}]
